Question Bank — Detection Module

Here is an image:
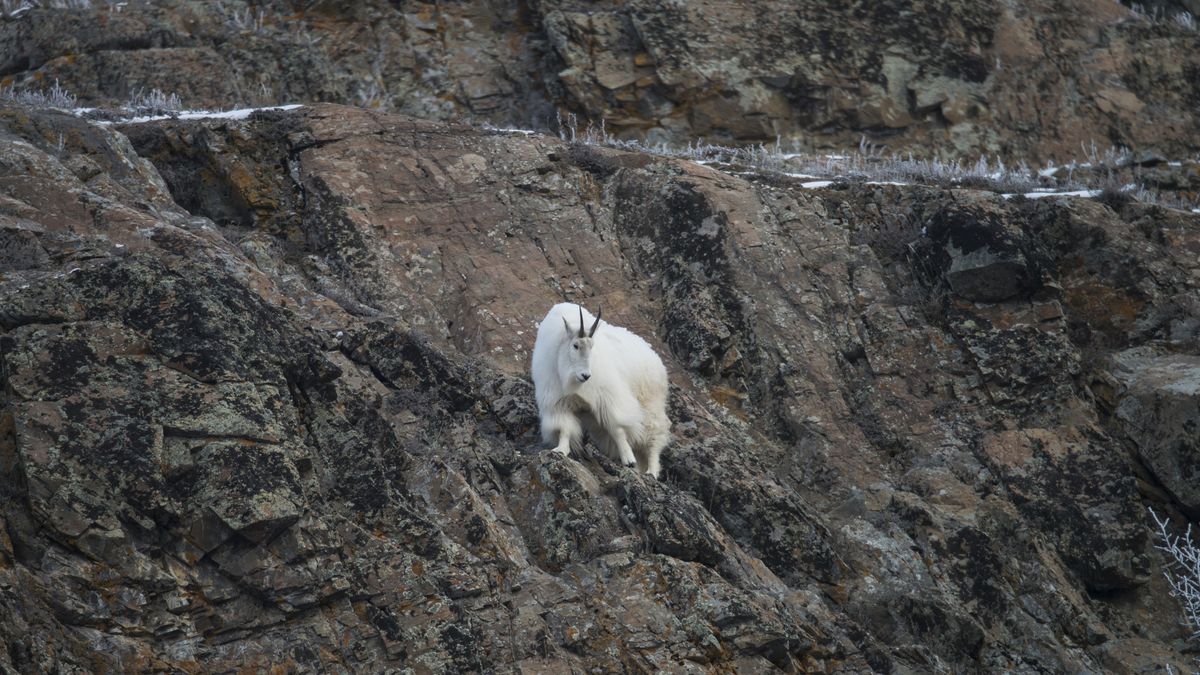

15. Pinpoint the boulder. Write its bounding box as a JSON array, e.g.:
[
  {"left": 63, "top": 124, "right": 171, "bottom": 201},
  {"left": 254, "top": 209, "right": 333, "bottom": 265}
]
[{"left": 1111, "top": 350, "right": 1200, "bottom": 515}]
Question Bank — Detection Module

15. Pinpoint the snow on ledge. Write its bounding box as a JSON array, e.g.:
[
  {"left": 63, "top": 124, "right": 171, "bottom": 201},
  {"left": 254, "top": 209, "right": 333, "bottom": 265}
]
[
  {"left": 178, "top": 104, "right": 304, "bottom": 120},
  {"left": 1001, "top": 189, "right": 1103, "bottom": 200},
  {"left": 90, "top": 104, "right": 305, "bottom": 125},
  {"left": 796, "top": 179, "right": 910, "bottom": 188},
  {"left": 488, "top": 127, "right": 538, "bottom": 135}
]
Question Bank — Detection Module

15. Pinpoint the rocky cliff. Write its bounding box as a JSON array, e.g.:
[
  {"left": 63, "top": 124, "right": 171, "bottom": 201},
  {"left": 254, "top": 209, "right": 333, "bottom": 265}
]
[
  {"left": 0, "top": 100, "right": 1198, "bottom": 672},
  {"left": 3, "top": 0, "right": 1200, "bottom": 160}
]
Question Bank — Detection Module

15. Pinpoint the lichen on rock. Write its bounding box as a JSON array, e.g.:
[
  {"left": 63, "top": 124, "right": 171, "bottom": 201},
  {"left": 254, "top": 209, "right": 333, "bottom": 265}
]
[{"left": 0, "top": 100, "right": 1197, "bottom": 672}]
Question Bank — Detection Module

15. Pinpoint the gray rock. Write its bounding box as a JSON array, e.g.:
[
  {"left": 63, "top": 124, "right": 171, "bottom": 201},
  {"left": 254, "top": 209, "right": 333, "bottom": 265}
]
[{"left": 1111, "top": 350, "right": 1200, "bottom": 515}]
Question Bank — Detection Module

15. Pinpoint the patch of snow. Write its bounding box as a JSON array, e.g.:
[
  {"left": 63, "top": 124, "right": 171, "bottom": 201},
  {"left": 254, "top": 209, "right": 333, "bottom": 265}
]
[
  {"left": 783, "top": 172, "right": 820, "bottom": 179},
  {"left": 180, "top": 105, "right": 304, "bottom": 120},
  {"left": 865, "top": 181, "right": 909, "bottom": 186},
  {"left": 801, "top": 180, "right": 835, "bottom": 189},
  {"left": 94, "top": 104, "right": 304, "bottom": 125},
  {"left": 1038, "top": 165, "right": 1060, "bottom": 178},
  {"left": 1001, "top": 189, "right": 1103, "bottom": 200},
  {"left": 491, "top": 127, "right": 537, "bottom": 135},
  {"left": 1169, "top": 161, "right": 1183, "bottom": 167}
]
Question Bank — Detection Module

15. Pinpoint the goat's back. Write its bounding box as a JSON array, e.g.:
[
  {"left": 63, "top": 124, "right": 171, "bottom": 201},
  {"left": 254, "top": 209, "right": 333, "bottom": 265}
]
[{"left": 592, "top": 320, "right": 668, "bottom": 391}]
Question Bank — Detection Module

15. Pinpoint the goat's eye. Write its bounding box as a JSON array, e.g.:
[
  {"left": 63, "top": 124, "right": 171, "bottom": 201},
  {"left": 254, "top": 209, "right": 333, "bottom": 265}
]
[{"left": 573, "top": 344, "right": 579, "bottom": 350}]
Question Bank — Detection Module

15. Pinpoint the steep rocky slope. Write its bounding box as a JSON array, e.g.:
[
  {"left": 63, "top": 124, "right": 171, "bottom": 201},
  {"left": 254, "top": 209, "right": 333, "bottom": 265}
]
[
  {"left": 2, "top": 0, "right": 1200, "bottom": 160},
  {"left": 1, "top": 101, "right": 1198, "bottom": 672}
]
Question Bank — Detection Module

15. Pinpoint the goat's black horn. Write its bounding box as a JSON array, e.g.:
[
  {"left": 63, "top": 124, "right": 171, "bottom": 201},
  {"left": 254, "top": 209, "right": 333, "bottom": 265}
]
[
  {"left": 588, "top": 307, "right": 601, "bottom": 337},
  {"left": 577, "top": 305, "right": 586, "bottom": 338}
]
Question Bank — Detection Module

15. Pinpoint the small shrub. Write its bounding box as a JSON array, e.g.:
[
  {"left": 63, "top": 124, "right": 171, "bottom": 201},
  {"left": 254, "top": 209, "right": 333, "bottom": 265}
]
[
  {"left": 125, "top": 87, "right": 182, "bottom": 116},
  {"left": 2, "top": 0, "right": 102, "bottom": 13},
  {"left": 1096, "top": 185, "right": 1135, "bottom": 211},
  {"left": 1126, "top": 2, "right": 1197, "bottom": 32},
  {"left": 0, "top": 0, "right": 34, "bottom": 18},
  {"left": 1150, "top": 508, "right": 1200, "bottom": 642},
  {"left": 215, "top": 1, "right": 268, "bottom": 33},
  {"left": 0, "top": 78, "right": 76, "bottom": 109},
  {"left": 356, "top": 80, "right": 387, "bottom": 110}
]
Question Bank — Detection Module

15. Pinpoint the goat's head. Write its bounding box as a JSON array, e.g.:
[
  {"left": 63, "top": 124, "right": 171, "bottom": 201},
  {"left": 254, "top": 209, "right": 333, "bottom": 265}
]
[{"left": 559, "top": 305, "right": 601, "bottom": 387}]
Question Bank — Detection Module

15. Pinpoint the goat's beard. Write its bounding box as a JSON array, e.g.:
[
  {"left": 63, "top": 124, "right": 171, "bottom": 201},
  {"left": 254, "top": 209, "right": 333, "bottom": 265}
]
[{"left": 561, "top": 372, "right": 582, "bottom": 392}]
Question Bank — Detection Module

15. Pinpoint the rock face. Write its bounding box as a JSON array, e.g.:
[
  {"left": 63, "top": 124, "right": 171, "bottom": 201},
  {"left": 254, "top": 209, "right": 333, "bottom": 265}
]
[
  {"left": 1110, "top": 350, "right": 1200, "bottom": 517},
  {"left": 2, "top": 0, "right": 1200, "bottom": 159},
  {"left": 0, "top": 101, "right": 1198, "bottom": 672}
]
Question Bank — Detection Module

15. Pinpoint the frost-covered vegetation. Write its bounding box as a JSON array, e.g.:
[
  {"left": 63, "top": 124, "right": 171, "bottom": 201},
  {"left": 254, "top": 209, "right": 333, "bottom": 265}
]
[
  {"left": 215, "top": 0, "right": 268, "bottom": 33},
  {"left": 1, "top": 0, "right": 126, "bottom": 17},
  {"left": 528, "top": 112, "right": 1200, "bottom": 211},
  {"left": 1126, "top": 2, "right": 1197, "bottom": 31},
  {"left": 124, "top": 87, "right": 183, "bottom": 116},
  {"left": 1151, "top": 509, "right": 1200, "bottom": 644},
  {"left": 0, "top": 79, "right": 76, "bottom": 108},
  {"left": 547, "top": 112, "right": 1042, "bottom": 191},
  {"left": 1, "top": 75, "right": 1194, "bottom": 213}
]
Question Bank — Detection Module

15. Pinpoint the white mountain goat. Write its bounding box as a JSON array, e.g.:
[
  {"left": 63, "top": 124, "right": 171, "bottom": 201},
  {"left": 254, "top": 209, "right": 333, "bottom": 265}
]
[{"left": 530, "top": 303, "right": 670, "bottom": 477}]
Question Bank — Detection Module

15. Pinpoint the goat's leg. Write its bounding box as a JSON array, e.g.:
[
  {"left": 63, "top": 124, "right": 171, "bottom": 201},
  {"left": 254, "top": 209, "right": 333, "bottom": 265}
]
[
  {"left": 645, "top": 444, "right": 662, "bottom": 478},
  {"left": 546, "top": 413, "right": 582, "bottom": 456},
  {"left": 611, "top": 427, "right": 637, "bottom": 468},
  {"left": 551, "top": 427, "right": 575, "bottom": 456}
]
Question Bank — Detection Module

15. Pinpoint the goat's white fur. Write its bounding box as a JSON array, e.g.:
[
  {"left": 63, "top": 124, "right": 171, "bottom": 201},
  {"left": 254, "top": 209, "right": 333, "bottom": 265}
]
[{"left": 531, "top": 303, "right": 670, "bottom": 477}]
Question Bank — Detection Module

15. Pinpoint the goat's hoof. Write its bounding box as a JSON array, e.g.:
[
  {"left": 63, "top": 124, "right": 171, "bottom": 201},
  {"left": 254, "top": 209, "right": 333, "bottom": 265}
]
[{"left": 624, "top": 461, "right": 636, "bottom": 468}]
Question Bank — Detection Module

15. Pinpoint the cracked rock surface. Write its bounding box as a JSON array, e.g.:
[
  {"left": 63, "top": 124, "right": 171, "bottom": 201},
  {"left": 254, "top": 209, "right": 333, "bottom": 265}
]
[
  {"left": 0, "top": 102, "right": 1198, "bottom": 672},
  {"left": 2, "top": 1, "right": 1200, "bottom": 159}
]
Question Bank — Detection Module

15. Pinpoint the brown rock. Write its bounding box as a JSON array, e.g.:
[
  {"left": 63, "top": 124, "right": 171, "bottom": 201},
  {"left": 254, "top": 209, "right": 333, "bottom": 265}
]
[
  {"left": 0, "top": 102, "right": 1196, "bottom": 672},
  {"left": 0, "top": 1, "right": 1197, "bottom": 158}
]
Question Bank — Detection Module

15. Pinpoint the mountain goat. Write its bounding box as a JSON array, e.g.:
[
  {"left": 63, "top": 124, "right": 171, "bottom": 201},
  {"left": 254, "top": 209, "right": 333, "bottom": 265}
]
[{"left": 531, "top": 303, "right": 670, "bottom": 478}]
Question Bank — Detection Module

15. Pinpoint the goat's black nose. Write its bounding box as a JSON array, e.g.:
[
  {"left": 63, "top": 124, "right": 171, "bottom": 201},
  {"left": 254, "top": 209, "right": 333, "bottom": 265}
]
[{"left": 580, "top": 373, "right": 590, "bottom": 381}]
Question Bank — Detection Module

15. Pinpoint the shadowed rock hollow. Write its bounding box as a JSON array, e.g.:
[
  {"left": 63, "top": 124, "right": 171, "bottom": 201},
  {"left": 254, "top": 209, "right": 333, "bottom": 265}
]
[{"left": 0, "top": 102, "right": 1198, "bottom": 672}]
